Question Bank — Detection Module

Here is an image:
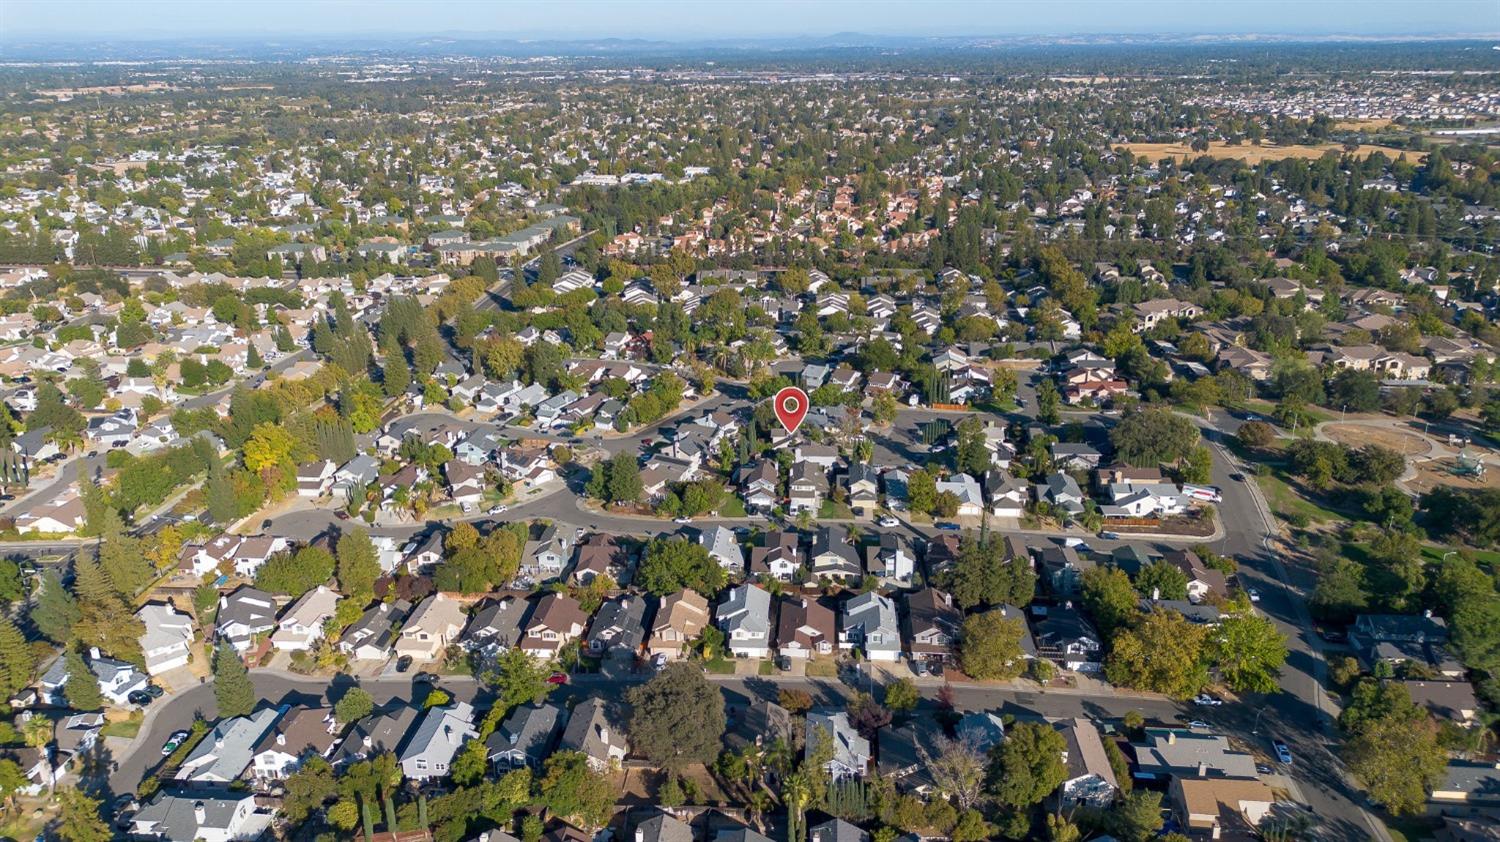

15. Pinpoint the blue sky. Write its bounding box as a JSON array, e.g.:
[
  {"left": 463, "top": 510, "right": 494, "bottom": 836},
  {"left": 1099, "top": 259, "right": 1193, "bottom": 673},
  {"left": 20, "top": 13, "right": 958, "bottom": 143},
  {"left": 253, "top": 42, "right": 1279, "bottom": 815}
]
[{"left": 3, "top": 0, "right": 1495, "bottom": 39}]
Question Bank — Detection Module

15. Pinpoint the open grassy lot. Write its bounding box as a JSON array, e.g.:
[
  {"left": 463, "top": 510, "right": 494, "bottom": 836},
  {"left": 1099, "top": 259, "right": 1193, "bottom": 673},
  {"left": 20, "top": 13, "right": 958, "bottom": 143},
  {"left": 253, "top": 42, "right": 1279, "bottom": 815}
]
[{"left": 1119, "top": 141, "right": 1426, "bottom": 164}]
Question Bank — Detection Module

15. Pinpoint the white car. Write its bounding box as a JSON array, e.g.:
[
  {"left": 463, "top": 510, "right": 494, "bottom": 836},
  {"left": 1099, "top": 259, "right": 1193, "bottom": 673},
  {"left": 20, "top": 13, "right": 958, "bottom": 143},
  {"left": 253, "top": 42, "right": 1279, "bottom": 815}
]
[
  {"left": 1187, "top": 720, "right": 1211, "bottom": 730},
  {"left": 673, "top": 517, "right": 692, "bottom": 524},
  {"left": 1273, "top": 740, "right": 1293, "bottom": 764},
  {"left": 488, "top": 505, "right": 508, "bottom": 515},
  {"left": 1193, "top": 694, "right": 1224, "bottom": 706},
  {"left": 1247, "top": 588, "right": 1262, "bottom": 603},
  {"left": 878, "top": 516, "right": 899, "bottom": 528}
]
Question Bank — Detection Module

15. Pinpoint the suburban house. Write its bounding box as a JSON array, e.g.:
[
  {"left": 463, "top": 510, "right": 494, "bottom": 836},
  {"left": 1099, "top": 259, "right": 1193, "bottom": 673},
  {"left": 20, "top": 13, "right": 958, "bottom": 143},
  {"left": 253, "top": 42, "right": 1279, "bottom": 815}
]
[
  {"left": 1134, "top": 728, "right": 1259, "bottom": 780},
  {"left": 1057, "top": 718, "right": 1119, "bottom": 808},
  {"left": 400, "top": 701, "right": 478, "bottom": 782},
  {"left": 647, "top": 590, "right": 708, "bottom": 662},
  {"left": 865, "top": 532, "right": 915, "bottom": 586},
  {"left": 775, "top": 597, "right": 835, "bottom": 660},
  {"left": 806, "top": 711, "right": 870, "bottom": 780},
  {"left": 695, "top": 525, "right": 744, "bottom": 573},
  {"left": 136, "top": 603, "right": 195, "bottom": 676},
  {"left": 88, "top": 648, "right": 150, "bottom": 706},
  {"left": 934, "top": 473, "right": 985, "bottom": 517},
  {"left": 522, "top": 524, "right": 573, "bottom": 582},
  {"left": 748, "top": 531, "right": 801, "bottom": 581},
  {"left": 810, "top": 525, "right": 863, "bottom": 583},
  {"left": 585, "top": 594, "right": 648, "bottom": 661},
  {"left": 1033, "top": 472, "right": 1087, "bottom": 518},
  {"left": 338, "top": 600, "right": 412, "bottom": 661},
  {"left": 249, "top": 706, "right": 339, "bottom": 783},
  {"left": 736, "top": 460, "right": 779, "bottom": 512},
  {"left": 463, "top": 595, "right": 532, "bottom": 660},
  {"left": 985, "top": 469, "right": 1028, "bottom": 518},
  {"left": 1351, "top": 613, "right": 1463, "bottom": 677},
  {"left": 486, "top": 703, "right": 566, "bottom": 771},
  {"left": 1162, "top": 549, "right": 1228, "bottom": 603},
  {"left": 520, "top": 592, "right": 589, "bottom": 659},
  {"left": 1034, "top": 604, "right": 1103, "bottom": 673},
  {"left": 903, "top": 588, "right": 962, "bottom": 665},
  {"left": 129, "top": 791, "right": 275, "bottom": 842},
  {"left": 270, "top": 586, "right": 340, "bottom": 652},
  {"left": 1168, "top": 777, "right": 1276, "bottom": 839},
  {"left": 569, "top": 534, "right": 625, "bottom": 586},
  {"left": 176, "top": 707, "right": 283, "bottom": 783},
  {"left": 846, "top": 463, "right": 880, "bottom": 518},
  {"left": 839, "top": 592, "right": 902, "bottom": 661},
  {"left": 395, "top": 594, "right": 467, "bottom": 661},
  {"left": 331, "top": 705, "right": 420, "bottom": 768},
  {"left": 718, "top": 583, "right": 774, "bottom": 658},
  {"left": 559, "top": 697, "right": 628, "bottom": 772},
  {"left": 295, "top": 460, "right": 337, "bottom": 498},
  {"left": 215, "top": 586, "right": 278, "bottom": 653}
]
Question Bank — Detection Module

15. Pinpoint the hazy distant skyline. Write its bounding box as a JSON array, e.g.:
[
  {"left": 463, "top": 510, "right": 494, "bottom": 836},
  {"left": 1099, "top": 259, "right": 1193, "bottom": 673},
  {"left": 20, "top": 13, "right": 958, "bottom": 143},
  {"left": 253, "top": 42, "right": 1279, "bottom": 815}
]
[{"left": 3, "top": 0, "right": 1497, "bottom": 40}]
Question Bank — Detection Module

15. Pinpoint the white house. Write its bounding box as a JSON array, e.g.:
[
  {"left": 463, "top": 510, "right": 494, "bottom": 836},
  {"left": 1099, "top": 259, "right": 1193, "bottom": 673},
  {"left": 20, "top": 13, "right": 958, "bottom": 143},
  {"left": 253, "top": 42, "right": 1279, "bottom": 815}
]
[
  {"left": 137, "top": 603, "right": 195, "bottom": 676},
  {"left": 270, "top": 586, "right": 340, "bottom": 652}
]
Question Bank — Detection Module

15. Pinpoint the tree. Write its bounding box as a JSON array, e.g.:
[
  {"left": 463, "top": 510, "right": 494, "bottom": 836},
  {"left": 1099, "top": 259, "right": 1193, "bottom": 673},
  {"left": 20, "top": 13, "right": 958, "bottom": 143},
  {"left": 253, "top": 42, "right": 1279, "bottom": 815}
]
[
  {"left": 450, "top": 737, "right": 489, "bottom": 787},
  {"left": 32, "top": 569, "right": 80, "bottom": 643},
  {"left": 56, "top": 787, "right": 112, "bottom": 842},
  {"left": 1344, "top": 704, "right": 1447, "bottom": 815},
  {"left": 335, "top": 687, "right": 375, "bottom": 724},
  {"left": 0, "top": 617, "right": 34, "bottom": 700},
  {"left": 958, "top": 610, "right": 1026, "bottom": 680},
  {"left": 1106, "top": 609, "right": 1209, "bottom": 699},
  {"left": 539, "top": 751, "right": 617, "bottom": 831},
  {"left": 1110, "top": 408, "right": 1200, "bottom": 467},
  {"left": 337, "top": 528, "right": 381, "bottom": 600},
  {"left": 987, "top": 721, "right": 1066, "bottom": 808},
  {"left": 1036, "top": 379, "right": 1061, "bottom": 425},
  {"left": 1136, "top": 561, "right": 1189, "bottom": 601},
  {"left": 1114, "top": 789, "right": 1165, "bottom": 842},
  {"left": 0, "top": 758, "right": 27, "bottom": 815},
  {"left": 0, "top": 560, "right": 24, "bottom": 604},
  {"left": 884, "top": 677, "right": 919, "bottom": 713},
  {"left": 243, "top": 422, "right": 295, "bottom": 474},
  {"left": 1208, "top": 613, "right": 1288, "bottom": 694},
  {"left": 484, "top": 647, "right": 557, "bottom": 714},
  {"left": 213, "top": 643, "right": 255, "bottom": 718},
  {"left": 627, "top": 662, "right": 726, "bottom": 772},
  {"left": 281, "top": 755, "right": 338, "bottom": 826},
  {"left": 255, "top": 546, "right": 335, "bottom": 596},
  {"left": 954, "top": 416, "right": 991, "bottom": 476},
  {"left": 923, "top": 734, "right": 987, "bottom": 810},
  {"left": 1236, "top": 420, "right": 1275, "bottom": 447},
  {"left": 63, "top": 648, "right": 103, "bottom": 711},
  {"left": 382, "top": 349, "right": 411, "bottom": 399},
  {"left": 1081, "top": 566, "right": 1140, "bottom": 637},
  {"left": 637, "top": 536, "right": 726, "bottom": 596}
]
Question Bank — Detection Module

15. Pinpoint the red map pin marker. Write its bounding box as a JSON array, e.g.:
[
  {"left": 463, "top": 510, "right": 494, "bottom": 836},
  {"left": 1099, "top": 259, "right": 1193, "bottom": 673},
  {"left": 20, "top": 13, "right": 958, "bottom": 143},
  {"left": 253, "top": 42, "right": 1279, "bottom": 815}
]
[{"left": 773, "top": 386, "right": 810, "bottom": 436}]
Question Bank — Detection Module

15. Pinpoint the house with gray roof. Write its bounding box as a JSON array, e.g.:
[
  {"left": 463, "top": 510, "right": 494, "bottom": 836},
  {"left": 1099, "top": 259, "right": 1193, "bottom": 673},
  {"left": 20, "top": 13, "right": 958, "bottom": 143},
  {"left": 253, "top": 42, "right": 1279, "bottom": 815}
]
[
  {"left": 486, "top": 703, "right": 566, "bottom": 771},
  {"left": 633, "top": 812, "right": 694, "bottom": 842},
  {"left": 1134, "top": 727, "right": 1258, "bottom": 781},
  {"left": 338, "top": 599, "right": 411, "bottom": 661},
  {"left": 400, "top": 701, "right": 478, "bottom": 781},
  {"left": 175, "top": 707, "right": 282, "bottom": 783},
  {"left": 332, "top": 704, "right": 420, "bottom": 768},
  {"left": 839, "top": 591, "right": 901, "bottom": 661},
  {"left": 215, "top": 586, "right": 277, "bottom": 653},
  {"left": 560, "top": 697, "right": 628, "bottom": 772},
  {"left": 718, "top": 583, "right": 773, "bottom": 658},
  {"left": 129, "top": 790, "right": 274, "bottom": 842},
  {"left": 695, "top": 525, "right": 743, "bottom": 573},
  {"left": 810, "top": 525, "right": 863, "bottom": 583},
  {"left": 464, "top": 595, "right": 531, "bottom": 659},
  {"left": 806, "top": 710, "right": 870, "bottom": 781},
  {"left": 1058, "top": 717, "right": 1119, "bottom": 808}
]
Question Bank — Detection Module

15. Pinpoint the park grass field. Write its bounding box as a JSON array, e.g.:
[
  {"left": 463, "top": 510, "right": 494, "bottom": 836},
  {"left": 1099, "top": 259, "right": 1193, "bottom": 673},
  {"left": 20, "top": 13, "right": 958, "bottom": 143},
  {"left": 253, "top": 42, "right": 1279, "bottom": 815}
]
[{"left": 1119, "top": 141, "right": 1426, "bottom": 164}]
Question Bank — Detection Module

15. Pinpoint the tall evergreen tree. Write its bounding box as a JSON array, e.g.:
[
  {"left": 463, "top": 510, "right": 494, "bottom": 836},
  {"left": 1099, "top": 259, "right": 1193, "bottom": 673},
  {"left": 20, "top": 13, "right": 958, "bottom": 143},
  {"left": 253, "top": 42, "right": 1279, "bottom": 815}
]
[
  {"left": 213, "top": 644, "right": 255, "bottom": 718},
  {"left": 381, "top": 349, "right": 411, "bottom": 399},
  {"left": 206, "top": 461, "right": 238, "bottom": 524},
  {"left": 63, "top": 648, "right": 102, "bottom": 711},
  {"left": 0, "top": 617, "right": 35, "bottom": 699},
  {"left": 31, "top": 569, "right": 80, "bottom": 644}
]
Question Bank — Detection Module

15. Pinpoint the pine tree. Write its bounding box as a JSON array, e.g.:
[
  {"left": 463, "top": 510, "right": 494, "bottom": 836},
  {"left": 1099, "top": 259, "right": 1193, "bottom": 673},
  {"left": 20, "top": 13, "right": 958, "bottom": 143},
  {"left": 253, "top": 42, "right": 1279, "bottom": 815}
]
[
  {"left": 213, "top": 644, "right": 255, "bottom": 718},
  {"left": 31, "top": 569, "right": 80, "bottom": 644},
  {"left": 0, "top": 617, "right": 35, "bottom": 699},
  {"left": 97, "top": 536, "right": 152, "bottom": 598},
  {"left": 63, "top": 648, "right": 103, "bottom": 711},
  {"left": 382, "top": 349, "right": 411, "bottom": 399},
  {"left": 246, "top": 343, "right": 263, "bottom": 370},
  {"left": 206, "top": 462, "right": 238, "bottom": 524}
]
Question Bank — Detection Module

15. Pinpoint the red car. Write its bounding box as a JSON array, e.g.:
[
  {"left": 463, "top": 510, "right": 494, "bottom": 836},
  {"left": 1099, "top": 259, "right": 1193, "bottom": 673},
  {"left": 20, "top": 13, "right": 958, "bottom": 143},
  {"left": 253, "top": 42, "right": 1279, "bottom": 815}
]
[{"left": 546, "top": 672, "right": 569, "bottom": 685}]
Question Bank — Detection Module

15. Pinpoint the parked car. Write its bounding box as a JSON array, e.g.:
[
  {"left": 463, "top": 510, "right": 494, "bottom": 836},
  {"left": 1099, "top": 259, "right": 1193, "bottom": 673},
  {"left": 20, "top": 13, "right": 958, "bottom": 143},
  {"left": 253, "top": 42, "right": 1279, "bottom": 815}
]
[
  {"left": 546, "top": 672, "right": 569, "bottom": 685},
  {"left": 935, "top": 522, "right": 960, "bottom": 531},
  {"left": 1186, "top": 720, "right": 1210, "bottom": 730},
  {"left": 143, "top": 683, "right": 164, "bottom": 698},
  {"left": 1272, "top": 739, "right": 1293, "bottom": 764},
  {"left": 913, "top": 659, "right": 930, "bottom": 677},
  {"left": 488, "top": 505, "right": 508, "bottom": 515},
  {"left": 161, "top": 730, "right": 189, "bottom": 756},
  {"left": 1193, "top": 694, "right": 1223, "bottom": 706},
  {"left": 878, "top": 516, "right": 899, "bottom": 528},
  {"left": 1098, "top": 531, "right": 1120, "bottom": 540},
  {"left": 1320, "top": 630, "right": 1346, "bottom": 643},
  {"left": 127, "top": 690, "right": 153, "bottom": 706},
  {"left": 652, "top": 653, "right": 669, "bottom": 672},
  {"left": 673, "top": 517, "right": 693, "bottom": 524},
  {"left": 1247, "top": 588, "right": 1262, "bottom": 603},
  {"left": 395, "top": 655, "right": 414, "bottom": 673}
]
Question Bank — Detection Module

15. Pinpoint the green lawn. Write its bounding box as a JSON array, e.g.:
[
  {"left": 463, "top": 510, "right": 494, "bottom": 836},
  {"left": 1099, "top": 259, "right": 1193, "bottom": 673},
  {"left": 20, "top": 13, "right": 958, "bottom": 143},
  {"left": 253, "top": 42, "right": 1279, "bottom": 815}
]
[
  {"left": 704, "top": 656, "right": 736, "bottom": 675},
  {"left": 805, "top": 660, "right": 837, "bottom": 678},
  {"left": 1420, "top": 544, "right": 1500, "bottom": 569},
  {"left": 819, "top": 500, "right": 855, "bottom": 519},
  {"left": 1255, "top": 470, "right": 1350, "bottom": 525},
  {"left": 102, "top": 719, "right": 143, "bottom": 739},
  {"left": 720, "top": 497, "right": 748, "bottom": 517},
  {"left": 757, "top": 659, "right": 775, "bottom": 675}
]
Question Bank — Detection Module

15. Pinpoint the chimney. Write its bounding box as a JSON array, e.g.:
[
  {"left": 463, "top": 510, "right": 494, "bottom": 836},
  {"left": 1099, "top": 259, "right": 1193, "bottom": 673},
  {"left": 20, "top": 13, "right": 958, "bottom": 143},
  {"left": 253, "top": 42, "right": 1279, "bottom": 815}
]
[
  {"left": 597, "top": 725, "right": 608, "bottom": 744},
  {"left": 89, "top": 646, "right": 101, "bottom": 661},
  {"left": 363, "top": 735, "right": 373, "bottom": 749},
  {"left": 1197, "top": 761, "right": 1207, "bottom": 777},
  {"left": 1151, "top": 587, "right": 1160, "bottom": 602},
  {"left": 1166, "top": 731, "right": 1177, "bottom": 745},
  {"left": 193, "top": 801, "right": 206, "bottom": 824},
  {"left": 276, "top": 733, "right": 286, "bottom": 746},
  {"left": 1423, "top": 609, "right": 1433, "bottom": 619},
  {"left": 635, "top": 830, "right": 645, "bottom": 842}
]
